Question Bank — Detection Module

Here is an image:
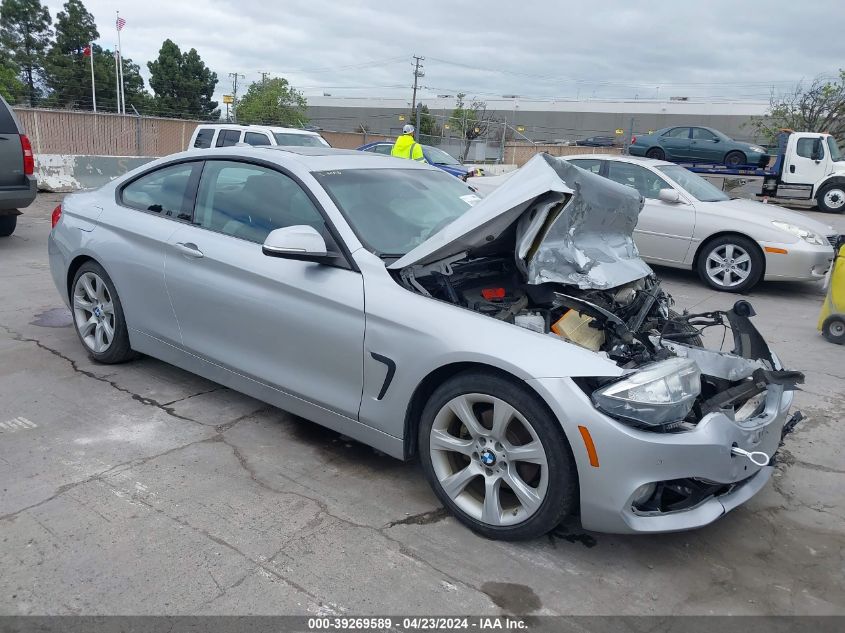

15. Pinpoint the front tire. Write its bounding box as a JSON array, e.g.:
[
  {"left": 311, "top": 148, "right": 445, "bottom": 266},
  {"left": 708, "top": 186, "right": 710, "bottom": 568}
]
[
  {"left": 71, "top": 261, "right": 135, "bottom": 363},
  {"left": 821, "top": 316, "right": 845, "bottom": 344},
  {"left": 724, "top": 151, "right": 746, "bottom": 167},
  {"left": 0, "top": 215, "right": 17, "bottom": 237},
  {"left": 696, "top": 235, "right": 763, "bottom": 293},
  {"left": 418, "top": 371, "right": 578, "bottom": 540},
  {"left": 645, "top": 147, "right": 665, "bottom": 160},
  {"left": 816, "top": 183, "right": 845, "bottom": 214}
]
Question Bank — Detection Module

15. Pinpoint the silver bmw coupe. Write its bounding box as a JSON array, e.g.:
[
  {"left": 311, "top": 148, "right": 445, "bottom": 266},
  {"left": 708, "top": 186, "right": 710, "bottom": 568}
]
[{"left": 48, "top": 147, "right": 803, "bottom": 539}]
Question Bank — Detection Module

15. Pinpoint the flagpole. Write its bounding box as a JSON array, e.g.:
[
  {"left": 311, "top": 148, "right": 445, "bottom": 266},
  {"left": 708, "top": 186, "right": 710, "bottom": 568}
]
[
  {"left": 116, "top": 11, "right": 125, "bottom": 114},
  {"left": 89, "top": 45, "right": 97, "bottom": 113},
  {"left": 114, "top": 47, "right": 120, "bottom": 113}
]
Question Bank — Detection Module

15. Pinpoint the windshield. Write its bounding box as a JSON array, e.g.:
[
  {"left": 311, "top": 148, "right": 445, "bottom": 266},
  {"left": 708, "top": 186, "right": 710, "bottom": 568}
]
[
  {"left": 273, "top": 133, "right": 329, "bottom": 147},
  {"left": 313, "top": 168, "right": 480, "bottom": 256},
  {"left": 423, "top": 146, "right": 462, "bottom": 166},
  {"left": 827, "top": 136, "right": 843, "bottom": 161},
  {"left": 656, "top": 165, "right": 731, "bottom": 202}
]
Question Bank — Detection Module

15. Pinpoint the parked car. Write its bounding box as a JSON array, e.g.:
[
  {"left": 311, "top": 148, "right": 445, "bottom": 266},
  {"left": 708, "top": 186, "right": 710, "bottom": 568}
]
[
  {"left": 0, "top": 95, "right": 36, "bottom": 237},
  {"left": 49, "top": 147, "right": 802, "bottom": 539},
  {"left": 188, "top": 124, "right": 330, "bottom": 150},
  {"left": 575, "top": 135, "right": 617, "bottom": 147},
  {"left": 560, "top": 154, "right": 835, "bottom": 292},
  {"left": 628, "top": 126, "right": 770, "bottom": 168},
  {"left": 357, "top": 141, "right": 478, "bottom": 180}
]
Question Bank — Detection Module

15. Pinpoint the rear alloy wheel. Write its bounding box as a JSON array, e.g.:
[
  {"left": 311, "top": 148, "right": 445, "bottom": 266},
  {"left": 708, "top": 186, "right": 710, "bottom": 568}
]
[
  {"left": 645, "top": 147, "right": 665, "bottom": 160},
  {"left": 0, "top": 215, "right": 17, "bottom": 237},
  {"left": 419, "top": 372, "right": 577, "bottom": 540},
  {"left": 816, "top": 184, "right": 845, "bottom": 214},
  {"left": 822, "top": 316, "right": 845, "bottom": 344},
  {"left": 697, "top": 235, "right": 763, "bottom": 293},
  {"left": 71, "top": 262, "right": 135, "bottom": 363},
  {"left": 724, "top": 151, "right": 746, "bottom": 168}
]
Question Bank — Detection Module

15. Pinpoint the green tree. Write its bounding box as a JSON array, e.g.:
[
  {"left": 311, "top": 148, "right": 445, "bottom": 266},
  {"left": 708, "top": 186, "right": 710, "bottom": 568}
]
[
  {"left": 0, "top": 0, "right": 52, "bottom": 105},
  {"left": 416, "top": 104, "right": 441, "bottom": 144},
  {"left": 147, "top": 39, "right": 219, "bottom": 119},
  {"left": 236, "top": 77, "right": 307, "bottom": 126},
  {"left": 448, "top": 93, "right": 494, "bottom": 161},
  {"left": 751, "top": 71, "right": 845, "bottom": 145},
  {"left": 0, "top": 58, "right": 25, "bottom": 102},
  {"left": 43, "top": 0, "right": 98, "bottom": 108}
]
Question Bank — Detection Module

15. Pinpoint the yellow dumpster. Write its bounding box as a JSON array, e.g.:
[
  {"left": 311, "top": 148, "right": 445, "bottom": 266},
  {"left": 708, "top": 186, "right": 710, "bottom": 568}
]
[{"left": 819, "top": 237, "right": 845, "bottom": 344}]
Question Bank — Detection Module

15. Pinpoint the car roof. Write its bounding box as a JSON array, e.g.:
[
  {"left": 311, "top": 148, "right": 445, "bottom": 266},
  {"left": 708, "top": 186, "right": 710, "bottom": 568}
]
[
  {"left": 562, "top": 153, "right": 674, "bottom": 168},
  {"left": 195, "top": 123, "right": 320, "bottom": 136},
  {"left": 176, "top": 145, "right": 438, "bottom": 172}
]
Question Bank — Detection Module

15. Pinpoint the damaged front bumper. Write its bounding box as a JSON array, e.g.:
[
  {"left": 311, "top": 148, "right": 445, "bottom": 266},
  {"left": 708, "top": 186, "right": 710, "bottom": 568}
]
[{"left": 530, "top": 372, "right": 798, "bottom": 535}]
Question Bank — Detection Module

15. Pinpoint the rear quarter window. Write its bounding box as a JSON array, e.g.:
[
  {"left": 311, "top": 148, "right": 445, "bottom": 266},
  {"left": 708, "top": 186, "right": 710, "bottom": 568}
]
[
  {"left": 0, "top": 96, "right": 21, "bottom": 134},
  {"left": 193, "top": 128, "right": 215, "bottom": 148}
]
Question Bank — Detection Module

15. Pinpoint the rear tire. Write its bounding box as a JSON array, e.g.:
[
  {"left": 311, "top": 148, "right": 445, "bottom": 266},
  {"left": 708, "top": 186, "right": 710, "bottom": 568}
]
[
  {"left": 816, "top": 183, "right": 845, "bottom": 214},
  {"left": 645, "top": 147, "right": 665, "bottom": 160},
  {"left": 821, "top": 316, "right": 845, "bottom": 344},
  {"left": 724, "top": 151, "right": 746, "bottom": 167},
  {"left": 696, "top": 234, "right": 763, "bottom": 293},
  {"left": 71, "top": 261, "right": 136, "bottom": 364},
  {"left": 418, "top": 370, "right": 578, "bottom": 541},
  {"left": 0, "top": 215, "right": 17, "bottom": 237}
]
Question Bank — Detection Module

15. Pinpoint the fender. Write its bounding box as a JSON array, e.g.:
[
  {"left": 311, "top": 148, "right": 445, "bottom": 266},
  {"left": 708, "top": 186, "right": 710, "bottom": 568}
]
[{"left": 814, "top": 174, "right": 845, "bottom": 198}]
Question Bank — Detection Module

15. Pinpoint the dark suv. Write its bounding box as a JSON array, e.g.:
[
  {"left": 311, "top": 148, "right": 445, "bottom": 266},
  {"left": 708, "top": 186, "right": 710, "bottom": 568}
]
[{"left": 0, "top": 95, "right": 36, "bottom": 237}]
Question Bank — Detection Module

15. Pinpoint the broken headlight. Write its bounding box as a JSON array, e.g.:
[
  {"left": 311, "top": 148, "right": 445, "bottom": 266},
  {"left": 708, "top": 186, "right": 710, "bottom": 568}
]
[{"left": 592, "top": 358, "right": 701, "bottom": 428}]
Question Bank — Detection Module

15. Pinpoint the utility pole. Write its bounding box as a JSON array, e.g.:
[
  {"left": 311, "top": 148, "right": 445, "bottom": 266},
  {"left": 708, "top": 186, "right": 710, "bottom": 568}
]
[
  {"left": 259, "top": 71, "right": 271, "bottom": 85},
  {"left": 228, "top": 72, "right": 245, "bottom": 123},
  {"left": 410, "top": 55, "right": 424, "bottom": 138}
]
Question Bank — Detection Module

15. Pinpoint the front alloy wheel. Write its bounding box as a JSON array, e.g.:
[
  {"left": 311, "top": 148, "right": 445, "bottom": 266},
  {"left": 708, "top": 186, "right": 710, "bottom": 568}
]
[
  {"left": 697, "top": 235, "right": 763, "bottom": 293},
  {"left": 419, "top": 372, "right": 577, "bottom": 540}
]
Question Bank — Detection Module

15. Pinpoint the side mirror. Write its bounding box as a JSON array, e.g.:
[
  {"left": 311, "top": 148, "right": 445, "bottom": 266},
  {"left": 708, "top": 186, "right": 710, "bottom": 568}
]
[
  {"left": 712, "top": 138, "right": 720, "bottom": 143},
  {"left": 262, "top": 225, "right": 338, "bottom": 264},
  {"left": 812, "top": 139, "right": 824, "bottom": 161},
  {"left": 658, "top": 188, "right": 682, "bottom": 204}
]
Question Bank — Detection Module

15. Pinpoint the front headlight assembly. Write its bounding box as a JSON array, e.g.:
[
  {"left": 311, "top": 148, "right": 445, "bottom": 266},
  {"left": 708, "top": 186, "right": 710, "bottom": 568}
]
[
  {"left": 592, "top": 358, "right": 701, "bottom": 428},
  {"left": 771, "top": 221, "right": 826, "bottom": 246}
]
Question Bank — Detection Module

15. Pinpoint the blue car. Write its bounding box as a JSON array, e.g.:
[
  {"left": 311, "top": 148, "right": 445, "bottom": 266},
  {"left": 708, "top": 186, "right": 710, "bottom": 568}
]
[{"left": 356, "top": 141, "right": 478, "bottom": 180}]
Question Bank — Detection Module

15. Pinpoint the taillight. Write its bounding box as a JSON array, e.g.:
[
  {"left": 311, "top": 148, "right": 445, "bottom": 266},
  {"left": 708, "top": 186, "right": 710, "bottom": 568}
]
[
  {"left": 631, "top": 136, "right": 637, "bottom": 144},
  {"left": 51, "top": 204, "right": 62, "bottom": 228},
  {"left": 20, "top": 134, "right": 34, "bottom": 176}
]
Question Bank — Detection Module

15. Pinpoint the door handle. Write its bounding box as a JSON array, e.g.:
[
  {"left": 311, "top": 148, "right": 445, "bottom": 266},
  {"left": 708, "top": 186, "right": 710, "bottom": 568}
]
[
  {"left": 174, "top": 242, "right": 204, "bottom": 258},
  {"left": 790, "top": 165, "right": 795, "bottom": 173}
]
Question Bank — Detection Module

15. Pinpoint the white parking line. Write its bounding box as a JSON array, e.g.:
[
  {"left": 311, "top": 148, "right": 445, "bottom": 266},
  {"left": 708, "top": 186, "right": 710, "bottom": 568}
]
[{"left": 0, "top": 417, "right": 38, "bottom": 433}]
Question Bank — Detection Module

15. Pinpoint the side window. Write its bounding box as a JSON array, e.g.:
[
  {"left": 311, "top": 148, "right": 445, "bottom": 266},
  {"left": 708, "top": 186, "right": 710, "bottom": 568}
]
[
  {"left": 607, "top": 162, "right": 671, "bottom": 200},
  {"left": 193, "top": 160, "right": 324, "bottom": 243},
  {"left": 692, "top": 128, "right": 717, "bottom": 141},
  {"left": 796, "top": 137, "right": 823, "bottom": 159},
  {"left": 215, "top": 129, "right": 242, "bottom": 147},
  {"left": 193, "top": 128, "right": 214, "bottom": 148},
  {"left": 120, "top": 163, "right": 196, "bottom": 221},
  {"left": 567, "top": 159, "right": 602, "bottom": 174},
  {"left": 664, "top": 127, "right": 690, "bottom": 138},
  {"left": 373, "top": 144, "right": 393, "bottom": 155},
  {"left": 244, "top": 132, "right": 272, "bottom": 146}
]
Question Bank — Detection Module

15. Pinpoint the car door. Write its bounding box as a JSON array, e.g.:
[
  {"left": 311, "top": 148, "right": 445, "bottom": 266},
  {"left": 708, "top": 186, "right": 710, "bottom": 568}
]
[
  {"left": 659, "top": 127, "right": 692, "bottom": 161},
  {"left": 111, "top": 161, "right": 201, "bottom": 344},
  {"left": 782, "top": 136, "right": 829, "bottom": 186},
  {"left": 164, "top": 159, "right": 365, "bottom": 419},
  {"left": 689, "top": 127, "right": 722, "bottom": 162},
  {"left": 605, "top": 161, "right": 695, "bottom": 264}
]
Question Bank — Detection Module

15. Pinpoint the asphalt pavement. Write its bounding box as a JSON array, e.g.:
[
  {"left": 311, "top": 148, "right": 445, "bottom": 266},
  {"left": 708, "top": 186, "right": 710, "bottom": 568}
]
[{"left": 0, "top": 194, "right": 843, "bottom": 616}]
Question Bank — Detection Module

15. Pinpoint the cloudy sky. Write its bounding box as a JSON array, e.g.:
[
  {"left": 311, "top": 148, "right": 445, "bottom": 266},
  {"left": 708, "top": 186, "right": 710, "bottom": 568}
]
[{"left": 45, "top": 0, "right": 843, "bottom": 106}]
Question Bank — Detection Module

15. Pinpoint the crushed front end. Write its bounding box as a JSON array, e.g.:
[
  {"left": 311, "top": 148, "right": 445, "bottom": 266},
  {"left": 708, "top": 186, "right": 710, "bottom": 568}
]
[{"left": 391, "top": 154, "right": 804, "bottom": 533}]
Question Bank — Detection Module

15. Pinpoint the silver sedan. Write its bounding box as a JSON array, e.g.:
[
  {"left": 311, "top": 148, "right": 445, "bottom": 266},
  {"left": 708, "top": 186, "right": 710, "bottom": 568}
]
[
  {"left": 48, "top": 148, "right": 802, "bottom": 539},
  {"left": 559, "top": 155, "right": 836, "bottom": 292}
]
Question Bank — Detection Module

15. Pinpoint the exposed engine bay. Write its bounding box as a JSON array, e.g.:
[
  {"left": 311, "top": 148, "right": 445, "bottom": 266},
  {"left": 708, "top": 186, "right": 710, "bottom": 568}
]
[{"left": 390, "top": 154, "right": 804, "bottom": 432}]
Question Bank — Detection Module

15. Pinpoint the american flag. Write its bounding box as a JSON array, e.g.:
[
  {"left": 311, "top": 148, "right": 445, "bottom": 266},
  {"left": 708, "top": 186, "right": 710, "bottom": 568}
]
[{"left": 116, "top": 16, "right": 126, "bottom": 31}]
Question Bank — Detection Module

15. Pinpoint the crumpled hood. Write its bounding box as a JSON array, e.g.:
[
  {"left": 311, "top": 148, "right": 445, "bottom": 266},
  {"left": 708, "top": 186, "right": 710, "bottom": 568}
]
[{"left": 389, "top": 153, "right": 653, "bottom": 290}]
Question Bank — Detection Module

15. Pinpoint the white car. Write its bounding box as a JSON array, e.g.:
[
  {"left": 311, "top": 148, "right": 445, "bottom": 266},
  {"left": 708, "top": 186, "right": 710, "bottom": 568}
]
[
  {"left": 188, "top": 124, "right": 330, "bottom": 150},
  {"left": 473, "top": 155, "right": 836, "bottom": 292}
]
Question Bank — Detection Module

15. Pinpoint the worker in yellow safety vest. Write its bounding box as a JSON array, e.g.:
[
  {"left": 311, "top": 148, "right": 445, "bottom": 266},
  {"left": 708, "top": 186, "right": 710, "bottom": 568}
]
[{"left": 391, "top": 124, "right": 425, "bottom": 161}]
